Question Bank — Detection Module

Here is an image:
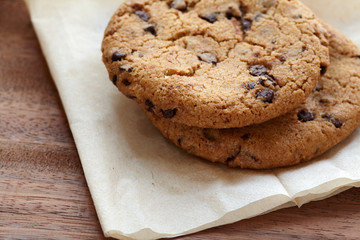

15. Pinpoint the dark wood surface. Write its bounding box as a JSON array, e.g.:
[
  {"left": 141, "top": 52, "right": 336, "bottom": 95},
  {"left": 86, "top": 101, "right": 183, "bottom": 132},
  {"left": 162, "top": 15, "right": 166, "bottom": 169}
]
[{"left": 0, "top": 1, "right": 359, "bottom": 239}]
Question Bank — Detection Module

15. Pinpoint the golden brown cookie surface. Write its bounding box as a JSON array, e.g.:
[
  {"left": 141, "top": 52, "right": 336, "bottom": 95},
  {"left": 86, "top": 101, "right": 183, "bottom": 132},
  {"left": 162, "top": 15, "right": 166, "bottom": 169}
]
[
  {"left": 145, "top": 24, "right": 360, "bottom": 169},
  {"left": 102, "top": 0, "right": 330, "bottom": 128}
]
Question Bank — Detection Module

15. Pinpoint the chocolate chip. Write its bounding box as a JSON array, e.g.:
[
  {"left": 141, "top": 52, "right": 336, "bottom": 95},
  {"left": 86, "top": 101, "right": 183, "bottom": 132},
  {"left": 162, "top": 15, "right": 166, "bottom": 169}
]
[
  {"left": 161, "top": 108, "right": 178, "bottom": 118},
  {"left": 297, "top": 110, "right": 314, "bottom": 122},
  {"left": 201, "top": 14, "right": 217, "bottom": 23},
  {"left": 247, "top": 81, "right": 256, "bottom": 89},
  {"left": 258, "top": 77, "right": 266, "bottom": 86},
  {"left": 241, "top": 19, "right": 252, "bottom": 31},
  {"left": 241, "top": 133, "right": 250, "bottom": 140},
  {"left": 145, "top": 99, "right": 155, "bottom": 113},
  {"left": 333, "top": 118, "right": 343, "bottom": 129},
  {"left": 278, "top": 55, "right": 286, "bottom": 62},
  {"left": 322, "top": 114, "right": 343, "bottom": 128},
  {"left": 258, "top": 75, "right": 276, "bottom": 87},
  {"left": 198, "top": 52, "right": 217, "bottom": 64},
  {"left": 256, "top": 89, "right": 274, "bottom": 103},
  {"left": 119, "top": 64, "right": 133, "bottom": 72},
  {"left": 122, "top": 79, "right": 131, "bottom": 86},
  {"left": 249, "top": 65, "right": 268, "bottom": 76},
  {"left": 112, "top": 52, "right": 126, "bottom": 62},
  {"left": 112, "top": 75, "right": 117, "bottom": 85},
  {"left": 320, "top": 65, "right": 327, "bottom": 75},
  {"left": 177, "top": 138, "right": 182, "bottom": 146},
  {"left": 144, "top": 24, "right": 157, "bottom": 36},
  {"left": 135, "top": 10, "right": 150, "bottom": 22},
  {"left": 225, "top": 11, "right": 234, "bottom": 19},
  {"left": 170, "top": 0, "right": 187, "bottom": 11}
]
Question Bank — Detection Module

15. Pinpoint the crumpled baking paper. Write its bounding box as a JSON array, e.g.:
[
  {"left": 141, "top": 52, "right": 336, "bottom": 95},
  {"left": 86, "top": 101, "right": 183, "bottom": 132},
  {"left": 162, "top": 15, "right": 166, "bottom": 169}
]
[{"left": 24, "top": 0, "right": 360, "bottom": 239}]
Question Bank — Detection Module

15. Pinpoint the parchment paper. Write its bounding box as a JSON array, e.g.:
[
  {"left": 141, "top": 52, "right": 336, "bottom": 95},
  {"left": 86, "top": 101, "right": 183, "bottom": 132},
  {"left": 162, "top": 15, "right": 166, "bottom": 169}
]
[{"left": 25, "top": 0, "right": 360, "bottom": 239}]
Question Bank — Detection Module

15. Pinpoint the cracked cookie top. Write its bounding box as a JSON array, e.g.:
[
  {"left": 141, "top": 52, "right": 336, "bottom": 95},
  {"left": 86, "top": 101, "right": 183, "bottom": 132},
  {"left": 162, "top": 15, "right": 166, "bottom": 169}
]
[
  {"left": 102, "top": 0, "right": 330, "bottom": 128},
  {"left": 144, "top": 23, "right": 360, "bottom": 169}
]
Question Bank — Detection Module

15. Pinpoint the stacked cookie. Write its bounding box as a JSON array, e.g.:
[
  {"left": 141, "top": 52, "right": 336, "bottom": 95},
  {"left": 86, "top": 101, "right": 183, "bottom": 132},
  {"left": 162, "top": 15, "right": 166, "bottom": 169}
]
[{"left": 102, "top": 0, "right": 360, "bottom": 169}]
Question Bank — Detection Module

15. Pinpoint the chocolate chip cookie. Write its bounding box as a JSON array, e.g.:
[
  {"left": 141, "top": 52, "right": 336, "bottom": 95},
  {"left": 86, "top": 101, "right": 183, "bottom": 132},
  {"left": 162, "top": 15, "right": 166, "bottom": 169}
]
[
  {"left": 144, "top": 23, "right": 360, "bottom": 169},
  {"left": 102, "top": 0, "right": 330, "bottom": 128}
]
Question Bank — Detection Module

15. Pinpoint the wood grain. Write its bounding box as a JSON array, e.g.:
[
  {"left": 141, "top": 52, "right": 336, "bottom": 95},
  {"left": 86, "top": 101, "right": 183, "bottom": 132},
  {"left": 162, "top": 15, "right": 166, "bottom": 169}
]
[{"left": 0, "top": 1, "right": 359, "bottom": 239}]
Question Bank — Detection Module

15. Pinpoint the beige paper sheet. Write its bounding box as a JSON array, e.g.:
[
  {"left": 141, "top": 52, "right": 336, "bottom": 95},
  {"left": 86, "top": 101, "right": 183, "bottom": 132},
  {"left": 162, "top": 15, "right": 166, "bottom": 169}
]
[{"left": 25, "top": 0, "right": 360, "bottom": 239}]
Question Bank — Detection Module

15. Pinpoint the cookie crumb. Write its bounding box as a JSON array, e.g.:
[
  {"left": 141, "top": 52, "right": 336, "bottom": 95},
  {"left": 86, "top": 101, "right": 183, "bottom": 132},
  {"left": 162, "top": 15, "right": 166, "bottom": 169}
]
[{"left": 170, "top": 0, "right": 187, "bottom": 11}]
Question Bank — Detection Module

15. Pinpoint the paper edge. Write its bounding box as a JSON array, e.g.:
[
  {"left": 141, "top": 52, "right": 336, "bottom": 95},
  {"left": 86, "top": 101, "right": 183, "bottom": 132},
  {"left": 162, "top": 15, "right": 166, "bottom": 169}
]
[
  {"left": 105, "top": 194, "right": 292, "bottom": 240},
  {"left": 105, "top": 181, "right": 359, "bottom": 240}
]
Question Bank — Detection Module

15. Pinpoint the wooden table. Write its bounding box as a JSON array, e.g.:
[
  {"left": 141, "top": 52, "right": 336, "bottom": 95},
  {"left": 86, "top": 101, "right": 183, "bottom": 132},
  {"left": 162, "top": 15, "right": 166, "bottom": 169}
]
[{"left": 1, "top": 1, "right": 359, "bottom": 239}]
